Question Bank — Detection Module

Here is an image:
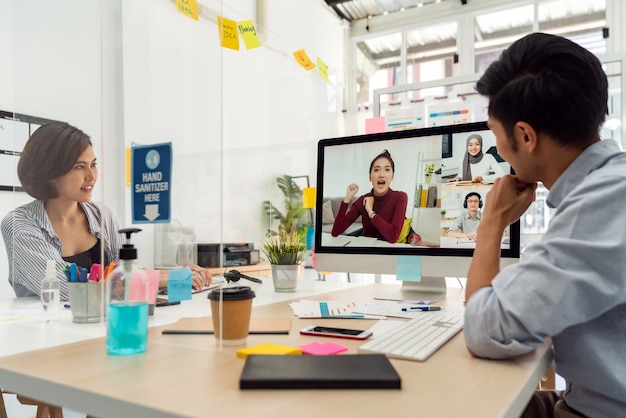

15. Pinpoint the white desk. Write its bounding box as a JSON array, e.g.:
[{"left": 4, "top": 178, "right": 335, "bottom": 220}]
[
  {"left": 0, "top": 280, "right": 363, "bottom": 357},
  {"left": 0, "top": 282, "right": 551, "bottom": 418}
]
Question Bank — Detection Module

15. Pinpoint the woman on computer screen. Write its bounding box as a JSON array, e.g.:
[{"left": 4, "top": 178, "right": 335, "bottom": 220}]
[
  {"left": 447, "top": 134, "right": 504, "bottom": 184},
  {"left": 331, "top": 149, "right": 408, "bottom": 243}
]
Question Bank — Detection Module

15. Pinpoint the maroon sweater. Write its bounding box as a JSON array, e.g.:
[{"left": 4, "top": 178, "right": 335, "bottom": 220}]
[{"left": 331, "top": 189, "right": 408, "bottom": 243}]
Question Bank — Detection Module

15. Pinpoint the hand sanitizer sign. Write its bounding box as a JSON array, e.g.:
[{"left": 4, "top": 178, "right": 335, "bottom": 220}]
[{"left": 131, "top": 142, "right": 172, "bottom": 223}]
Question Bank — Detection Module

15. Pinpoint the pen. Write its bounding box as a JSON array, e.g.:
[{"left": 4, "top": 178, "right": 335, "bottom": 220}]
[
  {"left": 70, "top": 263, "right": 77, "bottom": 282},
  {"left": 89, "top": 263, "right": 101, "bottom": 282},
  {"left": 401, "top": 306, "right": 441, "bottom": 312},
  {"left": 79, "top": 267, "right": 88, "bottom": 282},
  {"left": 63, "top": 266, "right": 71, "bottom": 282},
  {"left": 103, "top": 261, "right": 116, "bottom": 281}
]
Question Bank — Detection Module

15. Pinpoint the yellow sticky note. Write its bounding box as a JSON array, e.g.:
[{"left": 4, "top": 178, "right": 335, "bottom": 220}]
[
  {"left": 238, "top": 20, "right": 261, "bottom": 50},
  {"left": 218, "top": 16, "right": 240, "bottom": 51},
  {"left": 175, "top": 0, "right": 199, "bottom": 21},
  {"left": 303, "top": 187, "right": 316, "bottom": 209},
  {"left": 293, "top": 49, "right": 316, "bottom": 71},
  {"left": 317, "top": 57, "right": 329, "bottom": 83},
  {"left": 237, "top": 343, "right": 302, "bottom": 359}
]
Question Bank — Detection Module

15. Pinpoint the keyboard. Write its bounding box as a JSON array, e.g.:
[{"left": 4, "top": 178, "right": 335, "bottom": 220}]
[
  {"left": 193, "top": 275, "right": 225, "bottom": 294},
  {"left": 358, "top": 310, "right": 464, "bottom": 362}
]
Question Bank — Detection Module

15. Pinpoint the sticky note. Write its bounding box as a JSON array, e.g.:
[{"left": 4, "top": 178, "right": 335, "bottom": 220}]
[
  {"left": 167, "top": 268, "right": 192, "bottom": 302},
  {"left": 317, "top": 57, "right": 329, "bottom": 83},
  {"left": 144, "top": 269, "right": 160, "bottom": 304},
  {"left": 293, "top": 49, "right": 315, "bottom": 71},
  {"left": 175, "top": 0, "right": 199, "bottom": 21},
  {"left": 298, "top": 341, "right": 348, "bottom": 356},
  {"left": 396, "top": 255, "right": 422, "bottom": 282},
  {"left": 238, "top": 20, "right": 260, "bottom": 50},
  {"left": 237, "top": 343, "right": 302, "bottom": 359},
  {"left": 365, "top": 116, "right": 386, "bottom": 134},
  {"left": 218, "top": 16, "right": 240, "bottom": 50}
]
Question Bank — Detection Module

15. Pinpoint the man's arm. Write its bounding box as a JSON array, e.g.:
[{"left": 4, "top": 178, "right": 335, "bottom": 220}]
[{"left": 465, "top": 176, "right": 536, "bottom": 302}]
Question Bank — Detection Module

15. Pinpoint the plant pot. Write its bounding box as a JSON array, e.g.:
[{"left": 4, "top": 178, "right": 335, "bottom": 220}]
[{"left": 271, "top": 264, "right": 301, "bottom": 293}]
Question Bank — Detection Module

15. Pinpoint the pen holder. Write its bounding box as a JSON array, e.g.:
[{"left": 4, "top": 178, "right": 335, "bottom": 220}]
[{"left": 68, "top": 282, "right": 103, "bottom": 323}]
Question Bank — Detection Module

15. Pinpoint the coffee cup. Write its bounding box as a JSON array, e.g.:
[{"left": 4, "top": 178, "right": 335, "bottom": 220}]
[{"left": 207, "top": 286, "right": 256, "bottom": 346}]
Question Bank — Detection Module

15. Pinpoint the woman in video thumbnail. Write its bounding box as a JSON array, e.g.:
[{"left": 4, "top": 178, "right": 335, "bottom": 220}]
[
  {"left": 331, "top": 149, "right": 408, "bottom": 243},
  {"left": 448, "top": 134, "right": 504, "bottom": 184}
]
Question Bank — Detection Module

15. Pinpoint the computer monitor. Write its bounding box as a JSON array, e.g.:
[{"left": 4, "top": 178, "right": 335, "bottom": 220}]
[{"left": 313, "top": 121, "right": 520, "bottom": 302}]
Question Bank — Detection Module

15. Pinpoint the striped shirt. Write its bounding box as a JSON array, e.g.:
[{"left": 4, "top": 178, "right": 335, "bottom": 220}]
[{"left": 1, "top": 200, "right": 123, "bottom": 299}]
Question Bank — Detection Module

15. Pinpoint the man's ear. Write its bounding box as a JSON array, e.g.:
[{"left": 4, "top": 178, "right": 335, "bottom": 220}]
[{"left": 515, "top": 121, "right": 539, "bottom": 153}]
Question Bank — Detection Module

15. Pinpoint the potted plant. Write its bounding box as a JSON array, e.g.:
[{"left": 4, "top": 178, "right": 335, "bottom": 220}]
[
  {"left": 262, "top": 174, "right": 307, "bottom": 238},
  {"left": 434, "top": 165, "right": 443, "bottom": 182},
  {"left": 261, "top": 229, "right": 306, "bottom": 293},
  {"left": 424, "top": 163, "right": 435, "bottom": 183}
]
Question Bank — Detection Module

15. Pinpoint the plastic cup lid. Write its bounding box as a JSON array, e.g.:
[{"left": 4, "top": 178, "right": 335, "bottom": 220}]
[{"left": 207, "top": 286, "right": 256, "bottom": 301}]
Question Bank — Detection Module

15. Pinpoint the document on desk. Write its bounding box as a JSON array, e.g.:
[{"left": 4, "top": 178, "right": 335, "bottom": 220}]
[
  {"left": 289, "top": 300, "right": 386, "bottom": 319},
  {"left": 289, "top": 300, "right": 447, "bottom": 319}
]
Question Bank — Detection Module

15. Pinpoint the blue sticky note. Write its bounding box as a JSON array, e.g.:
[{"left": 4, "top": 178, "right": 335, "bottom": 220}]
[
  {"left": 167, "top": 268, "right": 192, "bottom": 302},
  {"left": 396, "top": 255, "right": 422, "bottom": 282}
]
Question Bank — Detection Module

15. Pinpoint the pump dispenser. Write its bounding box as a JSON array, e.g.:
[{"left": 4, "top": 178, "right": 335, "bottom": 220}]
[{"left": 106, "top": 228, "right": 149, "bottom": 355}]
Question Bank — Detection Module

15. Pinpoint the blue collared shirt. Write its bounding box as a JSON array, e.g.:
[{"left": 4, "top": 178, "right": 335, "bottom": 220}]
[
  {"left": 450, "top": 209, "right": 481, "bottom": 233},
  {"left": 464, "top": 139, "right": 626, "bottom": 418}
]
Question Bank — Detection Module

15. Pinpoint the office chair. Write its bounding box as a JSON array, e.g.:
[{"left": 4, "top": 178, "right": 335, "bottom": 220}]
[{"left": 0, "top": 390, "right": 64, "bottom": 418}]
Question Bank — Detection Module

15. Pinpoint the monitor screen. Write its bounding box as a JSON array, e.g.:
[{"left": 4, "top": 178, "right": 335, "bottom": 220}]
[{"left": 313, "top": 121, "right": 520, "bottom": 302}]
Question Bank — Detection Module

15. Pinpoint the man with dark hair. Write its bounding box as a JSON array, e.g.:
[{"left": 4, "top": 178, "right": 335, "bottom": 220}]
[
  {"left": 447, "top": 192, "right": 482, "bottom": 241},
  {"left": 464, "top": 32, "right": 626, "bottom": 417}
]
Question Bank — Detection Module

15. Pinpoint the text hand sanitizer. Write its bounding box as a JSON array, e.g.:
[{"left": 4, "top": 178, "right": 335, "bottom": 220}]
[{"left": 106, "top": 228, "right": 149, "bottom": 355}]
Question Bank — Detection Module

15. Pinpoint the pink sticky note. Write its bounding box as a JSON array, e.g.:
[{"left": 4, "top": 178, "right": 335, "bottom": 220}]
[
  {"left": 144, "top": 269, "right": 160, "bottom": 304},
  {"left": 365, "top": 116, "right": 385, "bottom": 134},
  {"left": 129, "top": 270, "right": 159, "bottom": 303},
  {"left": 297, "top": 341, "right": 348, "bottom": 355}
]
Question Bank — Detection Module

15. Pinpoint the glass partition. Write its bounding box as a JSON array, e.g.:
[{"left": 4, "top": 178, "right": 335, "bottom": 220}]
[{"left": 0, "top": 0, "right": 344, "bottom": 299}]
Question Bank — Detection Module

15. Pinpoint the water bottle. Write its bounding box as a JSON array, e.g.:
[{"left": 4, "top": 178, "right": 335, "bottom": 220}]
[
  {"left": 41, "top": 259, "right": 60, "bottom": 324},
  {"left": 106, "top": 228, "right": 149, "bottom": 355}
]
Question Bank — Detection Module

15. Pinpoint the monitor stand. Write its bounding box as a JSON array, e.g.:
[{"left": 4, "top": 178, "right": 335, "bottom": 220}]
[{"left": 374, "top": 276, "right": 447, "bottom": 303}]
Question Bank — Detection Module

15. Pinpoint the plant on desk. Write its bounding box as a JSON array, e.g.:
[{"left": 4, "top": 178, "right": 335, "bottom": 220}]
[{"left": 261, "top": 230, "right": 306, "bottom": 293}]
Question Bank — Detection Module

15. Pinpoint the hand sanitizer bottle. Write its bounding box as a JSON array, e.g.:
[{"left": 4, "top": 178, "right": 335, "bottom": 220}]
[
  {"left": 41, "top": 259, "right": 60, "bottom": 324},
  {"left": 106, "top": 228, "right": 149, "bottom": 355}
]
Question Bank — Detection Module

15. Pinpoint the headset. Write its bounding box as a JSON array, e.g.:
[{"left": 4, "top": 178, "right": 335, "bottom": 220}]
[
  {"left": 463, "top": 192, "right": 483, "bottom": 209},
  {"left": 224, "top": 269, "right": 263, "bottom": 284}
]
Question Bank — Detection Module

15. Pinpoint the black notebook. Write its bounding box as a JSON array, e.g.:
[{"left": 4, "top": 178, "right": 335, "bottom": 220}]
[{"left": 240, "top": 354, "right": 401, "bottom": 389}]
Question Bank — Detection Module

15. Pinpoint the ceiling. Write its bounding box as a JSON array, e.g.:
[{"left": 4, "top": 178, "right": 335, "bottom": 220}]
[
  {"left": 323, "top": 0, "right": 457, "bottom": 22},
  {"left": 323, "top": 0, "right": 607, "bottom": 70}
]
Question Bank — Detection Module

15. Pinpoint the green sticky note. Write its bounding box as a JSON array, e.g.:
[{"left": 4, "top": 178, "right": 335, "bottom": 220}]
[{"left": 167, "top": 268, "right": 192, "bottom": 302}]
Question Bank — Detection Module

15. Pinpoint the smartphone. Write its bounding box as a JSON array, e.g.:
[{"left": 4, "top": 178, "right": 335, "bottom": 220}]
[
  {"left": 155, "top": 298, "right": 181, "bottom": 307},
  {"left": 299, "top": 325, "right": 373, "bottom": 340}
]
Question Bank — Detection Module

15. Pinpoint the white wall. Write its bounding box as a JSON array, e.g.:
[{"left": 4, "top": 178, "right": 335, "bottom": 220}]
[
  {"left": 0, "top": 0, "right": 345, "bottom": 295},
  {"left": 121, "top": 0, "right": 344, "bottom": 267}
]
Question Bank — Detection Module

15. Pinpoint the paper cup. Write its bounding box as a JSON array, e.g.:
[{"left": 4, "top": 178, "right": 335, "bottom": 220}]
[{"left": 208, "top": 286, "right": 256, "bottom": 346}]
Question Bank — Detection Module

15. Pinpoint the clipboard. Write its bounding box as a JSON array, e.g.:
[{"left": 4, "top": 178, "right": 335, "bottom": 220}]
[{"left": 161, "top": 316, "right": 291, "bottom": 335}]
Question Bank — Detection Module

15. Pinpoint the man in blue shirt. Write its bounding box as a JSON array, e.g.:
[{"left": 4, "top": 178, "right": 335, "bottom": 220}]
[
  {"left": 464, "top": 32, "right": 626, "bottom": 418},
  {"left": 447, "top": 192, "right": 482, "bottom": 241}
]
